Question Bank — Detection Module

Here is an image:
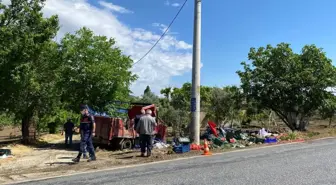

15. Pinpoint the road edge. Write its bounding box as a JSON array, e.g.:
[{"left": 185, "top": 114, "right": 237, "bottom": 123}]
[{"left": 5, "top": 136, "right": 335, "bottom": 185}]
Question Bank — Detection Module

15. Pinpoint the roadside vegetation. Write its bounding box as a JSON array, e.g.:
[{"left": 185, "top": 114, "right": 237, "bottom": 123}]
[{"left": 0, "top": 0, "right": 335, "bottom": 144}]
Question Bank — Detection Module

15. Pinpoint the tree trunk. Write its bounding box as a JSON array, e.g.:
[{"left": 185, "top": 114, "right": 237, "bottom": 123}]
[
  {"left": 297, "top": 119, "right": 308, "bottom": 131},
  {"left": 329, "top": 117, "right": 333, "bottom": 128},
  {"left": 21, "top": 113, "right": 36, "bottom": 144}
]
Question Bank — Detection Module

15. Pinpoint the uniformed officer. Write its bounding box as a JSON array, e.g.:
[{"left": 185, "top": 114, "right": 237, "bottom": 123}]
[{"left": 72, "top": 104, "right": 97, "bottom": 162}]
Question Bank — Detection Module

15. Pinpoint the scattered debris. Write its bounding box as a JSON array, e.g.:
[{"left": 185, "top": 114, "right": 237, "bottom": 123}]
[{"left": 0, "top": 149, "right": 13, "bottom": 159}]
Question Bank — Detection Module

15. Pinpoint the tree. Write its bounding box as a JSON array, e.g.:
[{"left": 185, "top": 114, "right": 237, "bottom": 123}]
[
  {"left": 237, "top": 43, "right": 336, "bottom": 131},
  {"left": 319, "top": 94, "right": 336, "bottom": 127},
  {"left": 207, "top": 86, "right": 243, "bottom": 126},
  {"left": 138, "top": 86, "right": 159, "bottom": 104},
  {"left": 170, "top": 83, "right": 192, "bottom": 110},
  {"left": 57, "top": 27, "right": 137, "bottom": 112},
  {"left": 144, "top": 86, "right": 151, "bottom": 95},
  {"left": 160, "top": 87, "right": 172, "bottom": 100},
  {"left": 0, "top": 0, "right": 59, "bottom": 143}
]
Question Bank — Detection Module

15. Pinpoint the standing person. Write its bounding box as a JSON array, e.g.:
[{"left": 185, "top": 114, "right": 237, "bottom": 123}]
[
  {"left": 136, "top": 109, "right": 157, "bottom": 157},
  {"left": 72, "top": 105, "right": 96, "bottom": 162},
  {"left": 62, "top": 118, "right": 74, "bottom": 147}
]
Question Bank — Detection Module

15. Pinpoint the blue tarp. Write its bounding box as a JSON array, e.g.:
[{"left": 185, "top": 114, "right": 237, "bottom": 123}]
[{"left": 86, "top": 106, "right": 128, "bottom": 118}]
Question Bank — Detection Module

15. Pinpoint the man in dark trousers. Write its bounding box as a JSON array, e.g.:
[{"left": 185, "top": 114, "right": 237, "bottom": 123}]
[
  {"left": 136, "top": 109, "right": 157, "bottom": 157},
  {"left": 62, "top": 118, "right": 74, "bottom": 147},
  {"left": 72, "top": 104, "right": 96, "bottom": 162}
]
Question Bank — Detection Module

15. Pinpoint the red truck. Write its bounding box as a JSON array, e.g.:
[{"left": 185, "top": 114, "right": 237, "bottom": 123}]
[{"left": 93, "top": 103, "right": 167, "bottom": 150}]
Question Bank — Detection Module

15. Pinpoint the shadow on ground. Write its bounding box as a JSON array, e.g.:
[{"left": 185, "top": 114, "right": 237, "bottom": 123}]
[
  {"left": 45, "top": 162, "right": 76, "bottom": 165},
  {"left": 31, "top": 141, "right": 80, "bottom": 152}
]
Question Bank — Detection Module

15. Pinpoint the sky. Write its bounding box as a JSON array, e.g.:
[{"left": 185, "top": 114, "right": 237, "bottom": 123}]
[{"left": 2, "top": 0, "right": 336, "bottom": 96}]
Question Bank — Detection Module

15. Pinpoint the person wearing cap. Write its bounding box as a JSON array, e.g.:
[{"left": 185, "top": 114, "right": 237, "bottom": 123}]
[
  {"left": 62, "top": 118, "right": 75, "bottom": 147},
  {"left": 72, "top": 105, "right": 96, "bottom": 162},
  {"left": 136, "top": 109, "right": 157, "bottom": 157}
]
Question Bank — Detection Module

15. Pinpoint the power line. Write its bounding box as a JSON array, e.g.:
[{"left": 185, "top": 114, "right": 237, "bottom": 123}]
[{"left": 132, "top": 0, "right": 188, "bottom": 67}]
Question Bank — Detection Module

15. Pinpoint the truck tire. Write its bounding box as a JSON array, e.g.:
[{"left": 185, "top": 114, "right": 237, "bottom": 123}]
[{"left": 120, "top": 139, "right": 132, "bottom": 150}]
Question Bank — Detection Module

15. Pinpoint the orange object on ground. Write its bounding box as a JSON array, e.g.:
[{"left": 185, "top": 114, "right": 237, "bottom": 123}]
[
  {"left": 190, "top": 143, "right": 201, "bottom": 150},
  {"left": 202, "top": 139, "right": 212, "bottom": 156}
]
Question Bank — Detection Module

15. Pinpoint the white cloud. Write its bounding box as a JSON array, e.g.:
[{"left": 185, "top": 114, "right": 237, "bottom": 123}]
[
  {"left": 98, "top": 1, "right": 133, "bottom": 14},
  {"left": 152, "top": 23, "right": 168, "bottom": 33},
  {"left": 151, "top": 22, "right": 179, "bottom": 35},
  {"left": 164, "top": 0, "right": 181, "bottom": 8},
  {"left": 41, "top": 0, "right": 192, "bottom": 96},
  {"left": 1, "top": 0, "right": 10, "bottom": 5},
  {"left": 164, "top": 0, "right": 170, "bottom": 6},
  {"left": 171, "top": 3, "right": 180, "bottom": 7},
  {"left": 326, "top": 87, "right": 336, "bottom": 95}
]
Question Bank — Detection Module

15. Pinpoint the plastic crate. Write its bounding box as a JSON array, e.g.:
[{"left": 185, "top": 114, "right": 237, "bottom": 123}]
[
  {"left": 173, "top": 144, "right": 190, "bottom": 153},
  {"left": 264, "top": 137, "right": 277, "bottom": 143}
]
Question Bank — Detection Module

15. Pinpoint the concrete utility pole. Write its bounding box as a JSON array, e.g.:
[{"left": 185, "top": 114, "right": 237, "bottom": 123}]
[{"left": 191, "top": 0, "right": 201, "bottom": 145}]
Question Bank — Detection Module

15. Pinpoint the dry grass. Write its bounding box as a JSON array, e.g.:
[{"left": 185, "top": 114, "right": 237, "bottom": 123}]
[
  {"left": 7, "top": 144, "right": 33, "bottom": 157},
  {"left": 38, "top": 134, "right": 64, "bottom": 143}
]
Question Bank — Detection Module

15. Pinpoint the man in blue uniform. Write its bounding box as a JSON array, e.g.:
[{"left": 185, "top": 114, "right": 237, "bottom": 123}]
[{"left": 72, "top": 104, "right": 96, "bottom": 162}]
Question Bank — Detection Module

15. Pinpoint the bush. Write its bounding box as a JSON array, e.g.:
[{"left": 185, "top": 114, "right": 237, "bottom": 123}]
[
  {"left": 280, "top": 132, "right": 298, "bottom": 141},
  {"left": 306, "top": 131, "right": 320, "bottom": 138}
]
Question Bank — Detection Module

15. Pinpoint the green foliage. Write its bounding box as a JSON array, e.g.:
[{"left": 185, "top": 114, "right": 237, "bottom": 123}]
[
  {"left": 170, "top": 83, "right": 192, "bottom": 110},
  {"left": 169, "top": 82, "right": 212, "bottom": 111},
  {"left": 319, "top": 94, "right": 336, "bottom": 127},
  {"left": 280, "top": 132, "right": 298, "bottom": 141},
  {"left": 0, "top": 113, "right": 16, "bottom": 127},
  {"left": 207, "top": 86, "right": 243, "bottom": 125},
  {"left": 37, "top": 109, "right": 79, "bottom": 132},
  {"left": 0, "top": 3, "right": 137, "bottom": 143},
  {"left": 237, "top": 43, "right": 336, "bottom": 131},
  {"left": 159, "top": 105, "right": 189, "bottom": 135},
  {"left": 144, "top": 86, "right": 151, "bottom": 95},
  {"left": 105, "top": 103, "right": 129, "bottom": 119},
  {"left": 140, "top": 85, "right": 160, "bottom": 104},
  {"left": 0, "top": 0, "right": 60, "bottom": 142},
  {"left": 160, "top": 87, "right": 172, "bottom": 99},
  {"left": 57, "top": 27, "right": 137, "bottom": 112},
  {"left": 306, "top": 131, "right": 320, "bottom": 138}
]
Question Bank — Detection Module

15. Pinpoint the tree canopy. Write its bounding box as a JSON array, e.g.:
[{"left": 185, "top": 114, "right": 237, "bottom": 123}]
[
  {"left": 57, "top": 27, "right": 137, "bottom": 112},
  {"left": 0, "top": 0, "right": 60, "bottom": 143},
  {"left": 237, "top": 43, "right": 336, "bottom": 131},
  {"left": 0, "top": 0, "right": 137, "bottom": 142}
]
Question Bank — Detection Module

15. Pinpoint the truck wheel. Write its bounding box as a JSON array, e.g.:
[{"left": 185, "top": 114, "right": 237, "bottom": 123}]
[{"left": 120, "top": 139, "right": 132, "bottom": 150}]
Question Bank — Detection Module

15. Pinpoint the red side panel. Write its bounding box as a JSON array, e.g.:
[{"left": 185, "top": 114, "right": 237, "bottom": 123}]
[
  {"left": 208, "top": 121, "right": 218, "bottom": 137},
  {"left": 156, "top": 124, "right": 167, "bottom": 141},
  {"left": 94, "top": 116, "right": 113, "bottom": 144},
  {"left": 128, "top": 104, "right": 156, "bottom": 120},
  {"left": 109, "top": 118, "right": 114, "bottom": 140}
]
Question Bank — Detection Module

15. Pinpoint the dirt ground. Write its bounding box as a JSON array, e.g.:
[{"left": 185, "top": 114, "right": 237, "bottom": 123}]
[
  {"left": 0, "top": 133, "right": 208, "bottom": 184},
  {"left": 0, "top": 120, "right": 335, "bottom": 184},
  {"left": 0, "top": 126, "right": 21, "bottom": 142}
]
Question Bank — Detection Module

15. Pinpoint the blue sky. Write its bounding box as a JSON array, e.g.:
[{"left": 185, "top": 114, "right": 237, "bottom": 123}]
[
  {"left": 93, "top": 0, "right": 336, "bottom": 87},
  {"left": 35, "top": 0, "right": 336, "bottom": 95}
]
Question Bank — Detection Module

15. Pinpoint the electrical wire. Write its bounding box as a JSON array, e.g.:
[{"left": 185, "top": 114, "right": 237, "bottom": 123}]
[{"left": 132, "top": 0, "right": 188, "bottom": 66}]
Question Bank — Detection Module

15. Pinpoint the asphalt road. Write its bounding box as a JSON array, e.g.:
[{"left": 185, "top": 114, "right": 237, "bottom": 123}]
[{"left": 13, "top": 138, "right": 336, "bottom": 185}]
